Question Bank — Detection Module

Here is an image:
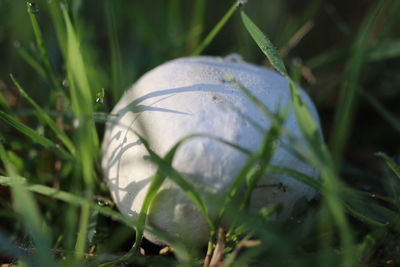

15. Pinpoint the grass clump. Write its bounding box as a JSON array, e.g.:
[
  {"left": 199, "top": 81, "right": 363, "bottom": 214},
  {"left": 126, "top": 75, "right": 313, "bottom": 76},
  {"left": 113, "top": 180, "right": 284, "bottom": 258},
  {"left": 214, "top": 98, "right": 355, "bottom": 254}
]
[{"left": 0, "top": 0, "right": 399, "bottom": 266}]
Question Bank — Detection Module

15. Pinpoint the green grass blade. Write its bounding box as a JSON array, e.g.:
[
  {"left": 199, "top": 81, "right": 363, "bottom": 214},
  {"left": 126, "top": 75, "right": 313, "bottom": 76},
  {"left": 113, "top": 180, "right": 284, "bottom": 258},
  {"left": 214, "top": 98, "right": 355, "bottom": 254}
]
[
  {"left": 191, "top": 1, "right": 241, "bottom": 56},
  {"left": 227, "top": 75, "right": 282, "bottom": 126},
  {"left": 0, "top": 111, "right": 53, "bottom": 147},
  {"left": 0, "top": 176, "right": 27, "bottom": 185},
  {"left": 330, "top": 1, "right": 387, "bottom": 168},
  {"left": 240, "top": 115, "right": 285, "bottom": 209},
  {"left": 0, "top": 110, "right": 72, "bottom": 160},
  {"left": 0, "top": 176, "right": 192, "bottom": 265},
  {"left": 268, "top": 165, "right": 323, "bottom": 192},
  {"left": 288, "top": 80, "right": 321, "bottom": 144},
  {"left": 107, "top": 138, "right": 188, "bottom": 266},
  {"left": 0, "top": 143, "right": 18, "bottom": 179},
  {"left": 137, "top": 133, "right": 215, "bottom": 232},
  {"left": 240, "top": 10, "right": 287, "bottom": 77},
  {"left": 0, "top": 175, "right": 136, "bottom": 230},
  {"left": 368, "top": 39, "right": 400, "bottom": 61},
  {"left": 62, "top": 8, "right": 94, "bottom": 118},
  {"left": 241, "top": 9, "right": 357, "bottom": 264},
  {"left": 99, "top": 133, "right": 236, "bottom": 266},
  {"left": 10, "top": 181, "right": 57, "bottom": 267},
  {"left": 10, "top": 74, "right": 76, "bottom": 155},
  {"left": 26, "top": 1, "right": 62, "bottom": 92},
  {"left": 14, "top": 42, "right": 46, "bottom": 79},
  {"left": 62, "top": 5, "right": 99, "bottom": 256},
  {"left": 240, "top": 11, "right": 321, "bottom": 145},
  {"left": 218, "top": 116, "right": 284, "bottom": 226},
  {"left": 132, "top": 141, "right": 182, "bottom": 252},
  {"left": 376, "top": 152, "right": 400, "bottom": 178},
  {"left": 360, "top": 89, "right": 400, "bottom": 133}
]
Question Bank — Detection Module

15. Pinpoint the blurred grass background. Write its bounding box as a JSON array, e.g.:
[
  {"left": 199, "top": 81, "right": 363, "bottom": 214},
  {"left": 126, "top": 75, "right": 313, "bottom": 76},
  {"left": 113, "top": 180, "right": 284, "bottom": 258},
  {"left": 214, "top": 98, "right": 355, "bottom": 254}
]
[{"left": 0, "top": 0, "right": 399, "bottom": 266}]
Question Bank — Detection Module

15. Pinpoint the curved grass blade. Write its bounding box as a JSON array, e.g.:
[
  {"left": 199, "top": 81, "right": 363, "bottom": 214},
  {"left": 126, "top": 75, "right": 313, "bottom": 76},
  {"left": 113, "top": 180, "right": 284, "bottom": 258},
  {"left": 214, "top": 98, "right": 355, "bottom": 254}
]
[
  {"left": 217, "top": 111, "right": 286, "bottom": 233},
  {"left": 342, "top": 202, "right": 389, "bottom": 228},
  {"left": 368, "top": 39, "right": 400, "bottom": 62},
  {"left": 136, "top": 133, "right": 215, "bottom": 232},
  {"left": 131, "top": 132, "right": 251, "bottom": 254},
  {"left": 0, "top": 175, "right": 193, "bottom": 264},
  {"left": 104, "top": 138, "right": 191, "bottom": 266},
  {"left": 241, "top": 9, "right": 356, "bottom": 264},
  {"left": 376, "top": 152, "right": 400, "bottom": 179},
  {"left": 226, "top": 74, "right": 284, "bottom": 129},
  {"left": 0, "top": 110, "right": 72, "bottom": 160},
  {"left": 10, "top": 74, "right": 76, "bottom": 155},
  {"left": 240, "top": 11, "right": 287, "bottom": 77},
  {"left": 132, "top": 140, "right": 182, "bottom": 252},
  {"left": 0, "top": 175, "right": 134, "bottom": 227},
  {"left": 240, "top": 114, "right": 285, "bottom": 209},
  {"left": 240, "top": 11, "right": 322, "bottom": 146}
]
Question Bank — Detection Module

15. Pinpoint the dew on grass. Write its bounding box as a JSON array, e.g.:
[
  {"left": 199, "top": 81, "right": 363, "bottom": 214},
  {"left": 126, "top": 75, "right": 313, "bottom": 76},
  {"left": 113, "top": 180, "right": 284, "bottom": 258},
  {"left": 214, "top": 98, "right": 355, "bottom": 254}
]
[
  {"left": 62, "top": 79, "right": 69, "bottom": 88},
  {"left": 27, "top": 2, "right": 39, "bottom": 13},
  {"left": 73, "top": 118, "right": 80, "bottom": 128},
  {"left": 96, "top": 88, "right": 105, "bottom": 103}
]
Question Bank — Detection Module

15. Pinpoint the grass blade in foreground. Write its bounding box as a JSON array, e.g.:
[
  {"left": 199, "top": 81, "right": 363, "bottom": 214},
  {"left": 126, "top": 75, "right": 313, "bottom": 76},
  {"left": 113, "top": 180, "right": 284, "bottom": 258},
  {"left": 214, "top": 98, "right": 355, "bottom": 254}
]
[
  {"left": 62, "top": 5, "right": 98, "bottom": 257},
  {"left": 103, "top": 137, "right": 190, "bottom": 266},
  {"left": 10, "top": 181, "right": 57, "bottom": 267},
  {"left": 10, "top": 74, "right": 76, "bottom": 155},
  {"left": 0, "top": 176, "right": 134, "bottom": 228},
  {"left": 367, "top": 39, "right": 400, "bottom": 62},
  {"left": 137, "top": 133, "right": 215, "bottom": 232},
  {"left": 133, "top": 141, "right": 182, "bottom": 252},
  {"left": 240, "top": 9, "right": 356, "bottom": 265},
  {"left": 0, "top": 110, "right": 72, "bottom": 160},
  {"left": 0, "top": 143, "right": 56, "bottom": 266}
]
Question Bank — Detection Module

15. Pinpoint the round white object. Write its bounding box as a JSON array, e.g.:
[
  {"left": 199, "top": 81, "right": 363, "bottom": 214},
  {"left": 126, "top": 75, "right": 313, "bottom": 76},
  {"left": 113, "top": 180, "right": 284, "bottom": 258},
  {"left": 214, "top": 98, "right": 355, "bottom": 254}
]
[{"left": 101, "top": 55, "right": 321, "bottom": 247}]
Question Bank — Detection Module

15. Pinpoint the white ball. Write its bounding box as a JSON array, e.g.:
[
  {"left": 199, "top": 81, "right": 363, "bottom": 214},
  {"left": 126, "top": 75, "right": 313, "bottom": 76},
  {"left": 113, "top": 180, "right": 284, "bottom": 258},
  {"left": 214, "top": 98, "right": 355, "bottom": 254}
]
[{"left": 101, "top": 55, "right": 321, "bottom": 247}]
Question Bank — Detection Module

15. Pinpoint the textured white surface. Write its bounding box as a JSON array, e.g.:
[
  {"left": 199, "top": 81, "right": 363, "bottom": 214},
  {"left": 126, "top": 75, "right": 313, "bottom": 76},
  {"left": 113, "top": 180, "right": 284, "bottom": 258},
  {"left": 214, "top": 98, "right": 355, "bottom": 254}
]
[{"left": 101, "top": 56, "right": 322, "bottom": 246}]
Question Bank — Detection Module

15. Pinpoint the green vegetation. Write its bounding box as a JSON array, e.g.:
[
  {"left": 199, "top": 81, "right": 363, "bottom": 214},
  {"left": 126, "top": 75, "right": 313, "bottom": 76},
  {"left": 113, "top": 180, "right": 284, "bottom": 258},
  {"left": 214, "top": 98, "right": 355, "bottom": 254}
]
[{"left": 0, "top": 0, "right": 399, "bottom": 266}]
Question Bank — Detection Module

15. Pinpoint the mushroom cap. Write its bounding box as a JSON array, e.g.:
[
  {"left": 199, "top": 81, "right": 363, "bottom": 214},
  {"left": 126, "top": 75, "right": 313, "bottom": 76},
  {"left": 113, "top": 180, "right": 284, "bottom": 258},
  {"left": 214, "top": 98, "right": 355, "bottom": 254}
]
[{"left": 101, "top": 55, "right": 322, "bottom": 247}]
